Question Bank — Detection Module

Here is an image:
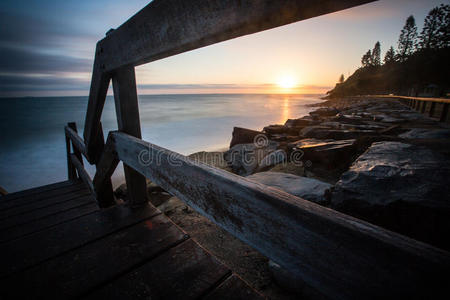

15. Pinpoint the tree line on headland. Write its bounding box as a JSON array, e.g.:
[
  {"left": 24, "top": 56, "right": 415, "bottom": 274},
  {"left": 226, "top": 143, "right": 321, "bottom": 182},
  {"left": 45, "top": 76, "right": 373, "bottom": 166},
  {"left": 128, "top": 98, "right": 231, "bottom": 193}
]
[{"left": 328, "top": 4, "right": 449, "bottom": 98}]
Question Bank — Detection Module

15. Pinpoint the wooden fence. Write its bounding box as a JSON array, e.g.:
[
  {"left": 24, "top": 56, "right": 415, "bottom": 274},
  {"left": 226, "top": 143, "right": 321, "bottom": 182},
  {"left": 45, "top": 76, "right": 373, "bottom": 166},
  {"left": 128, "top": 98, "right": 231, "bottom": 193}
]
[
  {"left": 372, "top": 95, "right": 450, "bottom": 122},
  {"left": 63, "top": 1, "right": 450, "bottom": 299}
]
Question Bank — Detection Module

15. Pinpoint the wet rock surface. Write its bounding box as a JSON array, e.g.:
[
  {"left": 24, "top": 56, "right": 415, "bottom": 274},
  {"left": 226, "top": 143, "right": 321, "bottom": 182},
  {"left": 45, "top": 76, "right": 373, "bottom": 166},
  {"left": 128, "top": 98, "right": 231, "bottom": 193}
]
[
  {"left": 331, "top": 141, "right": 450, "bottom": 250},
  {"left": 246, "top": 172, "right": 332, "bottom": 204}
]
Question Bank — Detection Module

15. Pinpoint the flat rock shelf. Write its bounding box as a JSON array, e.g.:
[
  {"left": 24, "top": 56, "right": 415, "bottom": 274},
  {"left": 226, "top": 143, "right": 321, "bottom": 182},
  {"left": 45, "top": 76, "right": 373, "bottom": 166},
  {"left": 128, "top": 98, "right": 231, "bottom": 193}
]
[{"left": 0, "top": 179, "right": 261, "bottom": 300}]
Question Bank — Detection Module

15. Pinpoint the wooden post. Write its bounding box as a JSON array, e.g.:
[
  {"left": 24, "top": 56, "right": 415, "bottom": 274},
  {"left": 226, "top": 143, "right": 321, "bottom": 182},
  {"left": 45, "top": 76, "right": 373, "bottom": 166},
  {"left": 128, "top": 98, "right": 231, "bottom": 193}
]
[
  {"left": 441, "top": 103, "right": 449, "bottom": 122},
  {"left": 65, "top": 125, "right": 77, "bottom": 180},
  {"left": 94, "top": 122, "right": 116, "bottom": 208},
  {"left": 83, "top": 52, "right": 111, "bottom": 164},
  {"left": 421, "top": 101, "right": 427, "bottom": 113},
  {"left": 112, "top": 66, "right": 148, "bottom": 207},
  {"left": 429, "top": 102, "right": 436, "bottom": 117},
  {"left": 68, "top": 123, "right": 83, "bottom": 167}
]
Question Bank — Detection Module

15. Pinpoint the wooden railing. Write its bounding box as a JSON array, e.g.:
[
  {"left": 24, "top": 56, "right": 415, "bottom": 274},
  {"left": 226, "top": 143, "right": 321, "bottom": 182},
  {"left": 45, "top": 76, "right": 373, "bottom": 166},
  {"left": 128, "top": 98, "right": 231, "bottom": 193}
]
[
  {"left": 372, "top": 95, "right": 450, "bottom": 122},
  {"left": 63, "top": 0, "right": 450, "bottom": 298},
  {"left": 64, "top": 122, "right": 115, "bottom": 207}
]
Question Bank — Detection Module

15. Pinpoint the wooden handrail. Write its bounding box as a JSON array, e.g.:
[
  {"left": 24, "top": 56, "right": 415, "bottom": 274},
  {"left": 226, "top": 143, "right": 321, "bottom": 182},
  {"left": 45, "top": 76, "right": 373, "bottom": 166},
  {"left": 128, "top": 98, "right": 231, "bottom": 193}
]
[
  {"left": 69, "top": 154, "right": 95, "bottom": 194},
  {"left": 91, "top": 130, "right": 450, "bottom": 299},
  {"left": 64, "top": 122, "right": 115, "bottom": 207},
  {"left": 371, "top": 94, "right": 450, "bottom": 104},
  {"left": 65, "top": 125, "right": 90, "bottom": 162}
]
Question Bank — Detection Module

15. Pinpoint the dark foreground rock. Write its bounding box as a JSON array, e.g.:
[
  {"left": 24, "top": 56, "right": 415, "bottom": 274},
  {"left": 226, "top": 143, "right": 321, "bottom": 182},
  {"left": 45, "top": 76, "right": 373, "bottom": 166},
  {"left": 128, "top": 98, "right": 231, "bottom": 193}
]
[
  {"left": 246, "top": 172, "right": 332, "bottom": 204},
  {"left": 230, "top": 127, "right": 265, "bottom": 148},
  {"left": 331, "top": 141, "right": 450, "bottom": 250}
]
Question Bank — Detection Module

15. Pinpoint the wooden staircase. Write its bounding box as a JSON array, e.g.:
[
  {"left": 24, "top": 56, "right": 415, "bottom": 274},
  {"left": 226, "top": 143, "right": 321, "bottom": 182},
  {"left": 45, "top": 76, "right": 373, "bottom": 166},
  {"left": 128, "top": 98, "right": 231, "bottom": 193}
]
[{"left": 0, "top": 180, "right": 261, "bottom": 299}]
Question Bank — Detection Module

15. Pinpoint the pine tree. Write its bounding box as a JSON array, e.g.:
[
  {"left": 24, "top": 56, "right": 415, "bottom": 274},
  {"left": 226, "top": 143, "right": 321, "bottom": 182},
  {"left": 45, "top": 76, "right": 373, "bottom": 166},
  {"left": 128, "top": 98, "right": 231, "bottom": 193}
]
[
  {"left": 383, "top": 46, "right": 396, "bottom": 64},
  {"left": 371, "top": 41, "right": 381, "bottom": 66},
  {"left": 418, "top": 6, "right": 444, "bottom": 50},
  {"left": 339, "top": 74, "right": 345, "bottom": 83},
  {"left": 436, "top": 4, "right": 449, "bottom": 49},
  {"left": 397, "top": 15, "right": 418, "bottom": 61},
  {"left": 361, "top": 50, "right": 372, "bottom": 67}
]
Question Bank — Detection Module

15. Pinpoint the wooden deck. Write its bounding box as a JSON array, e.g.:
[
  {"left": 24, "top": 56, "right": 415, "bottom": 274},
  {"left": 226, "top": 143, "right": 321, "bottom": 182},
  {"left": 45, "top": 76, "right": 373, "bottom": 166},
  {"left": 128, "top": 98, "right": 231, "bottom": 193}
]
[{"left": 0, "top": 180, "right": 261, "bottom": 299}]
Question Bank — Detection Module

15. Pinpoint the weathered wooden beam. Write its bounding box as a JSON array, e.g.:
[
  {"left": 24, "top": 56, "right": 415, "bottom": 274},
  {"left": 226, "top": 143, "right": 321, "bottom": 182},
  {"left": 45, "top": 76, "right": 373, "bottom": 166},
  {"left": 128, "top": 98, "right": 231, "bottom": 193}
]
[
  {"left": 83, "top": 54, "right": 111, "bottom": 164},
  {"left": 65, "top": 127, "right": 77, "bottom": 181},
  {"left": 112, "top": 66, "right": 148, "bottom": 207},
  {"left": 111, "top": 131, "right": 450, "bottom": 300},
  {"left": 93, "top": 132, "right": 119, "bottom": 208},
  {"left": 70, "top": 154, "right": 95, "bottom": 195},
  {"left": 97, "top": 0, "right": 375, "bottom": 72},
  {"left": 65, "top": 123, "right": 89, "bottom": 162},
  {"left": 93, "top": 123, "right": 116, "bottom": 208}
]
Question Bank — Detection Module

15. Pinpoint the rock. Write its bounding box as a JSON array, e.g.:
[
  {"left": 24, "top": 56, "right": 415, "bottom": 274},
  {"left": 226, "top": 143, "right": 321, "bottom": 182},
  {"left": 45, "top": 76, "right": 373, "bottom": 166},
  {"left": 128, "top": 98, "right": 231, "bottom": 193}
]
[
  {"left": 188, "top": 151, "right": 231, "bottom": 171},
  {"left": 224, "top": 142, "right": 278, "bottom": 176},
  {"left": 301, "top": 126, "right": 377, "bottom": 140},
  {"left": 229, "top": 127, "right": 264, "bottom": 148},
  {"left": 256, "top": 150, "right": 287, "bottom": 172},
  {"left": 309, "top": 107, "right": 338, "bottom": 117},
  {"left": 246, "top": 171, "right": 332, "bottom": 204},
  {"left": 300, "top": 125, "right": 331, "bottom": 138},
  {"left": 263, "top": 124, "right": 299, "bottom": 135},
  {"left": 269, "top": 162, "right": 305, "bottom": 177},
  {"left": 284, "top": 118, "right": 313, "bottom": 128},
  {"left": 331, "top": 141, "right": 450, "bottom": 251},
  {"left": 399, "top": 128, "right": 450, "bottom": 139},
  {"left": 289, "top": 138, "right": 357, "bottom": 172}
]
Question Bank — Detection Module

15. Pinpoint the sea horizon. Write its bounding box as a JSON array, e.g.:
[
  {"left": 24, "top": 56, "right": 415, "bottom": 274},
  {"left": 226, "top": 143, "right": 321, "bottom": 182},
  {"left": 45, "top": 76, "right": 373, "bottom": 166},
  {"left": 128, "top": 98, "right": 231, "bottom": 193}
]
[{"left": 0, "top": 93, "right": 324, "bottom": 193}]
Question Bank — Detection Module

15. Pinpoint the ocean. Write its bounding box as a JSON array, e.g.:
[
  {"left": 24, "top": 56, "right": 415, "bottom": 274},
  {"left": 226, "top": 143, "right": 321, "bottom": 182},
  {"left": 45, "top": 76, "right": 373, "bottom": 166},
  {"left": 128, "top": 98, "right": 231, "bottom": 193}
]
[{"left": 0, "top": 94, "right": 323, "bottom": 193}]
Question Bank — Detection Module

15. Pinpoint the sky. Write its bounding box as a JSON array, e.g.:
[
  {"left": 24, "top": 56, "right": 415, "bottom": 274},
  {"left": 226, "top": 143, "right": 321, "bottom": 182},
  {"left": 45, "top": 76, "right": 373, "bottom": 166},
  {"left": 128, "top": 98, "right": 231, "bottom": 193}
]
[{"left": 0, "top": 0, "right": 447, "bottom": 97}]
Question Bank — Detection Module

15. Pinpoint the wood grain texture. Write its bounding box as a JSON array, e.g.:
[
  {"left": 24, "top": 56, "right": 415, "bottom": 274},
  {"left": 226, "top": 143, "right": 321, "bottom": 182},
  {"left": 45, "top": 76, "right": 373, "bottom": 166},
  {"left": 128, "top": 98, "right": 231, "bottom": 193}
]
[
  {"left": 0, "top": 202, "right": 98, "bottom": 243},
  {"left": 0, "top": 194, "right": 95, "bottom": 231},
  {"left": 0, "top": 215, "right": 187, "bottom": 299},
  {"left": 111, "top": 131, "right": 450, "bottom": 299},
  {"left": 65, "top": 124, "right": 89, "bottom": 162},
  {"left": 112, "top": 67, "right": 148, "bottom": 207},
  {"left": 83, "top": 56, "right": 111, "bottom": 163},
  {"left": 0, "top": 181, "right": 77, "bottom": 202},
  {"left": 84, "top": 239, "right": 230, "bottom": 300},
  {"left": 0, "top": 182, "right": 85, "bottom": 211},
  {"left": 0, "top": 203, "right": 159, "bottom": 277},
  {"left": 97, "top": 0, "right": 375, "bottom": 72},
  {"left": 70, "top": 154, "right": 95, "bottom": 194}
]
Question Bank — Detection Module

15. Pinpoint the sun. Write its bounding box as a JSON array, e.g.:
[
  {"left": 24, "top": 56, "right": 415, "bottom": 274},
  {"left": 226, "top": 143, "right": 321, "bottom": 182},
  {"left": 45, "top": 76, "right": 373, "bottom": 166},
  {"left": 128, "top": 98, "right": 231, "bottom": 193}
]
[{"left": 276, "top": 75, "right": 297, "bottom": 89}]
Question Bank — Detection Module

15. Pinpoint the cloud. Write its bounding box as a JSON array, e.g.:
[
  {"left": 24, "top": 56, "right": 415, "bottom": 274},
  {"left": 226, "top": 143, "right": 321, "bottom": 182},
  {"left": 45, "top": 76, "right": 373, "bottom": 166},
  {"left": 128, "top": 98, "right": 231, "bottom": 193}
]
[{"left": 0, "top": 46, "right": 92, "bottom": 75}]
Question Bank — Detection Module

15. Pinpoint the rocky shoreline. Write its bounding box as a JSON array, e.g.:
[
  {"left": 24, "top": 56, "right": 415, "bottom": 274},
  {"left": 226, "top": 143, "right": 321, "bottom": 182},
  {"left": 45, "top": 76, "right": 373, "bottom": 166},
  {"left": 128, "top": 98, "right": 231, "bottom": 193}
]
[{"left": 115, "top": 96, "right": 450, "bottom": 299}]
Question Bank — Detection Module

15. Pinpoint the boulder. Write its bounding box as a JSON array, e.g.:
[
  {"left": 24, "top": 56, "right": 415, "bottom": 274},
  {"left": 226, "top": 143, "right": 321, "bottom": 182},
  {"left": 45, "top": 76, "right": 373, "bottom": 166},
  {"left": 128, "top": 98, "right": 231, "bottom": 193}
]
[
  {"left": 284, "top": 118, "right": 313, "bottom": 128},
  {"left": 246, "top": 171, "right": 332, "bottom": 204},
  {"left": 288, "top": 138, "right": 357, "bottom": 172},
  {"left": 331, "top": 141, "right": 450, "bottom": 251},
  {"left": 301, "top": 126, "right": 377, "bottom": 140},
  {"left": 223, "top": 141, "right": 278, "bottom": 176},
  {"left": 309, "top": 107, "right": 339, "bottom": 117},
  {"left": 399, "top": 128, "right": 450, "bottom": 139},
  {"left": 256, "top": 149, "right": 287, "bottom": 172},
  {"left": 263, "top": 124, "right": 299, "bottom": 135},
  {"left": 229, "top": 127, "right": 264, "bottom": 148}
]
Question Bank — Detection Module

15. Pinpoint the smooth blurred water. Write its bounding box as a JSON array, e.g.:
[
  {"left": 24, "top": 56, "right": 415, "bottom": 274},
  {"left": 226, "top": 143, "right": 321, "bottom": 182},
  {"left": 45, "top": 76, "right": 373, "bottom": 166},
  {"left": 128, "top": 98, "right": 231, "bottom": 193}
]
[{"left": 0, "top": 94, "right": 323, "bottom": 192}]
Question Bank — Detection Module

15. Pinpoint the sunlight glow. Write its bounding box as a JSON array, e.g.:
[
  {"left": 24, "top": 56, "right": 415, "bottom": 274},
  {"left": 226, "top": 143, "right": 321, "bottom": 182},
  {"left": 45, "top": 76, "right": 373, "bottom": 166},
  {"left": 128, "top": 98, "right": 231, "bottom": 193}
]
[{"left": 276, "top": 75, "right": 298, "bottom": 89}]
